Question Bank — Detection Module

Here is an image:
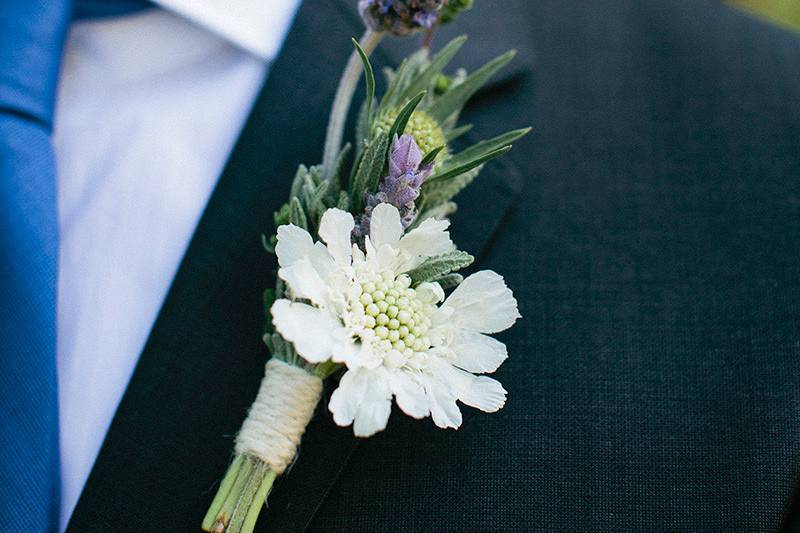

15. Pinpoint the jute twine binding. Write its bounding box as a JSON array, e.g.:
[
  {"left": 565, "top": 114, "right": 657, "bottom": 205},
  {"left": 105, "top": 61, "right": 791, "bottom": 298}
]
[{"left": 234, "top": 359, "right": 323, "bottom": 474}]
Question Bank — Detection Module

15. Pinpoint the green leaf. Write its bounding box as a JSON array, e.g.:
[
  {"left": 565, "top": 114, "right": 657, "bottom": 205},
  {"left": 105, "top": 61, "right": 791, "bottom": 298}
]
[
  {"left": 443, "top": 128, "right": 531, "bottom": 173},
  {"left": 428, "top": 49, "right": 516, "bottom": 124},
  {"left": 355, "top": 99, "right": 373, "bottom": 155},
  {"left": 427, "top": 145, "right": 511, "bottom": 185},
  {"left": 419, "top": 165, "right": 482, "bottom": 211},
  {"left": 336, "top": 190, "right": 350, "bottom": 211},
  {"left": 388, "top": 91, "right": 426, "bottom": 143},
  {"left": 331, "top": 142, "right": 352, "bottom": 198},
  {"left": 433, "top": 273, "right": 464, "bottom": 290},
  {"left": 352, "top": 38, "right": 376, "bottom": 129},
  {"left": 379, "top": 49, "right": 428, "bottom": 113},
  {"left": 350, "top": 133, "right": 390, "bottom": 212},
  {"left": 398, "top": 35, "right": 467, "bottom": 105},
  {"left": 414, "top": 201, "right": 458, "bottom": 226},
  {"left": 261, "top": 233, "right": 275, "bottom": 255},
  {"left": 307, "top": 180, "right": 329, "bottom": 224},
  {"left": 420, "top": 145, "right": 445, "bottom": 167},
  {"left": 290, "top": 164, "right": 309, "bottom": 200},
  {"left": 263, "top": 288, "right": 276, "bottom": 335},
  {"left": 445, "top": 124, "right": 473, "bottom": 142},
  {"left": 273, "top": 202, "right": 290, "bottom": 227},
  {"left": 289, "top": 196, "right": 307, "bottom": 229},
  {"left": 406, "top": 250, "right": 474, "bottom": 285}
]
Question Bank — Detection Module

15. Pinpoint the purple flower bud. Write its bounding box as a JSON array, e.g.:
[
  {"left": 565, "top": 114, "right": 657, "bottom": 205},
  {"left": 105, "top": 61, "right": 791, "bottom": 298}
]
[
  {"left": 381, "top": 134, "right": 433, "bottom": 207},
  {"left": 353, "top": 134, "right": 435, "bottom": 243},
  {"left": 359, "top": 0, "right": 446, "bottom": 36}
]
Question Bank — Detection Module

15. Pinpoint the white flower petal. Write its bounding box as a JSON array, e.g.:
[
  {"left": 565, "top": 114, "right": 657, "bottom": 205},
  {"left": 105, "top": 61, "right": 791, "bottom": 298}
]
[
  {"left": 270, "top": 299, "right": 340, "bottom": 363},
  {"left": 329, "top": 367, "right": 392, "bottom": 437},
  {"left": 354, "top": 378, "right": 393, "bottom": 437},
  {"left": 275, "top": 224, "right": 314, "bottom": 268},
  {"left": 397, "top": 217, "right": 454, "bottom": 271},
  {"left": 443, "top": 270, "right": 520, "bottom": 333},
  {"left": 278, "top": 258, "right": 328, "bottom": 306},
  {"left": 389, "top": 371, "right": 429, "bottom": 419},
  {"left": 318, "top": 208, "right": 354, "bottom": 266},
  {"left": 369, "top": 203, "right": 403, "bottom": 250},
  {"left": 426, "top": 379, "right": 463, "bottom": 429},
  {"left": 449, "top": 328, "right": 508, "bottom": 374},
  {"left": 328, "top": 368, "right": 367, "bottom": 426},
  {"left": 415, "top": 282, "right": 445, "bottom": 305},
  {"left": 430, "top": 358, "right": 507, "bottom": 413},
  {"left": 459, "top": 375, "right": 507, "bottom": 413}
]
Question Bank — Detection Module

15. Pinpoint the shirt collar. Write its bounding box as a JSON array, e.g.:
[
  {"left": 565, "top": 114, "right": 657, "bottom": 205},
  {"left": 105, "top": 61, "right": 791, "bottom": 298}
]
[{"left": 152, "top": 0, "right": 302, "bottom": 60}]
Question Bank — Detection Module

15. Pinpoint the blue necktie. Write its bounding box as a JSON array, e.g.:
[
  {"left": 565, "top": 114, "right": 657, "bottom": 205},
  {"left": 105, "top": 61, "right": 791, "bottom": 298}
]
[
  {"left": 0, "top": 1, "right": 150, "bottom": 531},
  {"left": 0, "top": 1, "right": 70, "bottom": 531}
]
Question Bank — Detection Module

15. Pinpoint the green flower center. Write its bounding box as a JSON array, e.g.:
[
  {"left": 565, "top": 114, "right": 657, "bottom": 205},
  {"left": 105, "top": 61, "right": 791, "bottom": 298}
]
[
  {"left": 354, "top": 271, "right": 434, "bottom": 358},
  {"left": 374, "top": 109, "right": 447, "bottom": 162}
]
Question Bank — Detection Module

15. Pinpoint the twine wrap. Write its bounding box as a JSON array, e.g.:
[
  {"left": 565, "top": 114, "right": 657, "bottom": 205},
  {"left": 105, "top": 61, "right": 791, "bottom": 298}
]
[{"left": 234, "top": 359, "right": 323, "bottom": 474}]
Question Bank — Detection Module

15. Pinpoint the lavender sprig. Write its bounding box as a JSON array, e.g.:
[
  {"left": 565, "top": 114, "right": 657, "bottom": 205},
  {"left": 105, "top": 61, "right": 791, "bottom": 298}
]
[
  {"left": 359, "top": 0, "right": 446, "bottom": 36},
  {"left": 355, "top": 134, "right": 434, "bottom": 240}
]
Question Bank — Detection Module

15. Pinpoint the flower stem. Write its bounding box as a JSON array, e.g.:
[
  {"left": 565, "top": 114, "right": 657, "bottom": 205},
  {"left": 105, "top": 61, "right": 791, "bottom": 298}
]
[
  {"left": 321, "top": 29, "right": 383, "bottom": 182},
  {"left": 225, "top": 459, "right": 273, "bottom": 533},
  {"left": 205, "top": 456, "right": 255, "bottom": 532},
  {"left": 202, "top": 454, "right": 245, "bottom": 530},
  {"left": 202, "top": 455, "right": 280, "bottom": 533},
  {"left": 240, "top": 469, "right": 278, "bottom": 533}
]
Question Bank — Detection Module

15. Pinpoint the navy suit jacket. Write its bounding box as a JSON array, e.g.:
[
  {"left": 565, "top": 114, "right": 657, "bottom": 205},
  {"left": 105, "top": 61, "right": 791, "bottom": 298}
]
[{"left": 62, "top": 1, "right": 800, "bottom": 531}]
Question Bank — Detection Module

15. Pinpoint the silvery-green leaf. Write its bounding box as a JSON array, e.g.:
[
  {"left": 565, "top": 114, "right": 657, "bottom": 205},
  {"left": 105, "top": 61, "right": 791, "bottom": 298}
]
[
  {"left": 355, "top": 99, "right": 374, "bottom": 158},
  {"left": 273, "top": 202, "right": 290, "bottom": 227},
  {"left": 337, "top": 190, "right": 350, "bottom": 211},
  {"left": 261, "top": 233, "right": 275, "bottom": 255},
  {"left": 290, "top": 164, "right": 309, "bottom": 199},
  {"left": 332, "top": 143, "right": 352, "bottom": 198},
  {"left": 406, "top": 250, "right": 474, "bottom": 285},
  {"left": 350, "top": 133, "right": 390, "bottom": 211},
  {"left": 428, "top": 50, "right": 516, "bottom": 124},
  {"left": 263, "top": 288, "right": 276, "bottom": 336},
  {"left": 289, "top": 196, "right": 307, "bottom": 229},
  {"left": 433, "top": 273, "right": 464, "bottom": 290},
  {"left": 353, "top": 37, "right": 376, "bottom": 128}
]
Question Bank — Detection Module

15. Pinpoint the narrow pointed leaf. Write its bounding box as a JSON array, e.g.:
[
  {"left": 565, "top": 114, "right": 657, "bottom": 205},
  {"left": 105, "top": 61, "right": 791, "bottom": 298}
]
[
  {"left": 443, "top": 128, "right": 531, "bottom": 171},
  {"left": 399, "top": 35, "right": 468, "bottom": 104},
  {"left": 428, "top": 50, "right": 516, "bottom": 123},
  {"left": 388, "top": 91, "right": 426, "bottom": 143},
  {"left": 353, "top": 38, "right": 376, "bottom": 128},
  {"left": 445, "top": 124, "right": 473, "bottom": 142},
  {"left": 426, "top": 145, "right": 512, "bottom": 185},
  {"left": 420, "top": 145, "right": 445, "bottom": 167}
]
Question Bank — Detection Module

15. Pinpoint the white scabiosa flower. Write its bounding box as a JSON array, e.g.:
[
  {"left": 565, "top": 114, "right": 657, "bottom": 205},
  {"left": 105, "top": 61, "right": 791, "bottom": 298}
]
[{"left": 271, "top": 203, "right": 520, "bottom": 437}]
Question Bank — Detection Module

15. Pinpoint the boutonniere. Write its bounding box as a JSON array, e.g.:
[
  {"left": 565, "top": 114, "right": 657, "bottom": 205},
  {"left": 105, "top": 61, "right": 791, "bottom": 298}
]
[{"left": 203, "top": 2, "right": 529, "bottom": 531}]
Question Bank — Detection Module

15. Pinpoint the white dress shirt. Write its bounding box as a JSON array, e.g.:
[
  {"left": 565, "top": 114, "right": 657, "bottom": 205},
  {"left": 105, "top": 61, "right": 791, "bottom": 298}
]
[{"left": 53, "top": 1, "right": 301, "bottom": 529}]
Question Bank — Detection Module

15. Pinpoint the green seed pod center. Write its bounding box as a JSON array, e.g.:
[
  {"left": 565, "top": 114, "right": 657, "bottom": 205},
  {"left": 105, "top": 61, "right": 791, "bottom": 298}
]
[{"left": 375, "top": 109, "right": 447, "bottom": 163}]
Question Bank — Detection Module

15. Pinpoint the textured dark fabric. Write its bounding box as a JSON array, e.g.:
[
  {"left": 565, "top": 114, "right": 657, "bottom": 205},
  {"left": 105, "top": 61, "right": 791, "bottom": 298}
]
[
  {"left": 68, "top": 0, "right": 800, "bottom": 532},
  {"left": 72, "top": 0, "right": 152, "bottom": 20}
]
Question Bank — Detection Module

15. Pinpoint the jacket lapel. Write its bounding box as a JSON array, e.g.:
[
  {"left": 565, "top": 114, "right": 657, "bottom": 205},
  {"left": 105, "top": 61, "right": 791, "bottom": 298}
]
[{"left": 67, "top": 1, "right": 524, "bottom": 531}]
